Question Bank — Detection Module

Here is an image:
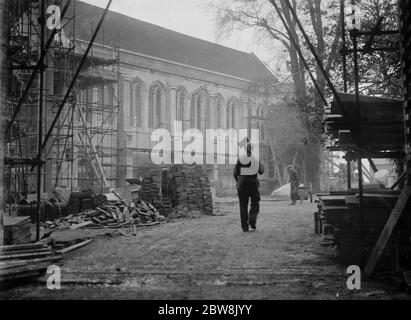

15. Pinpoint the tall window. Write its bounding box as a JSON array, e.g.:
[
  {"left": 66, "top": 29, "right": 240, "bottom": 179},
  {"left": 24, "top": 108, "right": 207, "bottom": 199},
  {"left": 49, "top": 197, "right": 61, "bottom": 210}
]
[
  {"left": 130, "top": 83, "right": 141, "bottom": 128},
  {"left": 149, "top": 83, "right": 165, "bottom": 128},
  {"left": 176, "top": 88, "right": 186, "bottom": 122},
  {"left": 226, "top": 99, "right": 238, "bottom": 129},
  {"left": 190, "top": 92, "right": 203, "bottom": 130}
]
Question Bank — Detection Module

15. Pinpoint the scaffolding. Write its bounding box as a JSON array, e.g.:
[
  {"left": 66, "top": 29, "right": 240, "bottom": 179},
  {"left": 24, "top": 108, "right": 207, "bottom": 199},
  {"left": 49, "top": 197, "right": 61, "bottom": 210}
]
[
  {"left": 4, "top": 0, "right": 115, "bottom": 240},
  {"left": 51, "top": 37, "right": 121, "bottom": 192},
  {"left": 5, "top": 0, "right": 47, "bottom": 204},
  {"left": 4, "top": 0, "right": 119, "bottom": 198}
]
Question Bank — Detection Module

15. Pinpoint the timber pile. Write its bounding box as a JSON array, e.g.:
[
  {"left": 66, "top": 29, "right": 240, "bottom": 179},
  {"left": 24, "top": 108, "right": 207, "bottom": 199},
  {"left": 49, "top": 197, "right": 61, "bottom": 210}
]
[
  {"left": 325, "top": 93, "right": 404, "bottom": 153},
  {"left": 316, "top": 190, "right": 403, "bottom": 267},
  {"left": 0, "top": 244, "right": 62, "bottom": 282},
  {"left": 47, "top": 200, "right": 166, "bottom": 231},
  {"left": 137, "top": 163, "right": 214, "bottom": 216},
  {"left": 3, "top": 216, "right": 32, "bottom": 245},
  {"left": 141, "top": 176, "right": 161, "bottom": 204},
  {"left": 139, "top": 165, "right": 174, "bottom": 216},
  {"left": 170, "top": 164, "right": 213, "bottom": 215}
]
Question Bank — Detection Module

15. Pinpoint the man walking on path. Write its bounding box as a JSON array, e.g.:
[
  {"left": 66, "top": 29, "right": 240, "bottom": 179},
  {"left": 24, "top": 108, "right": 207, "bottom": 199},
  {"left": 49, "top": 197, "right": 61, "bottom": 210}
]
[
  {"left": 233, "top": 143, "right": 265, "bottom": 232},
  {"left": 287, "top": 165, "right": 300, "bottom": 205}
]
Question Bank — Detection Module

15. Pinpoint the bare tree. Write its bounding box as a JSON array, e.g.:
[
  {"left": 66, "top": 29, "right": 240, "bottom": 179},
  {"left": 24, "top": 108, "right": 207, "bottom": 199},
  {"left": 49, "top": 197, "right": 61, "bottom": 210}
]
[{"left": 209, "top": 0, "right": 341, "bottom": 191}]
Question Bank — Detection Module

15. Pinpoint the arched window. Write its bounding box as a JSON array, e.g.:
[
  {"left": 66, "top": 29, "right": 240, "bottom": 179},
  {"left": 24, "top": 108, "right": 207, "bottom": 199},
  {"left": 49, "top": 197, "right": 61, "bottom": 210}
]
[
  {"left": 190, "top": 91, "right": 203, "bottom": 130},
  {"left": 130, "top": 82, "right": 142, "bottom": 128},
  {"left": 226, "top": 99, "right": 238, "bottom": 129},
  {"left": 149, "top": 83, "right": 166, "bottom": 128},
  {"left": 176, "top": 88, "right": 186, "bottom": 122}
]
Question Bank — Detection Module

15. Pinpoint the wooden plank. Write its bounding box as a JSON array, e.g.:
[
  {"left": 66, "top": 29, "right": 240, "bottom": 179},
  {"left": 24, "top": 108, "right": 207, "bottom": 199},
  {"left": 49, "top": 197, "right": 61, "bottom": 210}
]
[
  {"left": 3, "top": 216, "right": 31, "bottom": 226},
  {"left": 0, "top": 248, "right": 51, "bottom": 256},
  {"left": 0, "top": 250, "right": 51, "bottom": 260},
  {"left": 56, "top": 239, "right": 93, "bottom": 254},
  {"left": 0, "top": 256, "right": 62, "bottom": 270},
  {"left": 0, "top": 260, "right": 58, "bottom": 276},
  {"left": 0, "top": 271, "right": 41, "bottom": 281},
  {"left": 97, "top": 207, "right": 113, "bottom": 218},
  {"left": 364, "top": 187, "right": 411, "bottom": 278},
  {"left": 0, "top": 243, "right": 46, "bottom": 252},
  {"left": 70, "top": 221, "right": 93, "bottom": 230}
]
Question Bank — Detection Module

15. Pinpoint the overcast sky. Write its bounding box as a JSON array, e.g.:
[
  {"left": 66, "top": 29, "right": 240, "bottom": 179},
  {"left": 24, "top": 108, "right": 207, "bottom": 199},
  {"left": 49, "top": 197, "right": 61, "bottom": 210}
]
[{"left": 81, "top": 0, "right": 274, "bottom": 65}]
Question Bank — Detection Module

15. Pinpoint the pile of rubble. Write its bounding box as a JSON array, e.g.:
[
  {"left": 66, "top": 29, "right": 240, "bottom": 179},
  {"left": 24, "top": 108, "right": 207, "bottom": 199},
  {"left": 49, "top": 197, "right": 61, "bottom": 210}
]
[{"left": 46, "top": 199, "right": 166, "bottom": 231}]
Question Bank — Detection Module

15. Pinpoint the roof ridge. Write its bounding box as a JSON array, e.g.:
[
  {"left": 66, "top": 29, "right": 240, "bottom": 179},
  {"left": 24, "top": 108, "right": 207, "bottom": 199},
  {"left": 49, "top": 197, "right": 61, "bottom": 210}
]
[
  {"left": 78, "top": 0, "right": 253, "bottom": 57},
  {"left": 76, "top": 0, "right": 276, "bottom": 82}
]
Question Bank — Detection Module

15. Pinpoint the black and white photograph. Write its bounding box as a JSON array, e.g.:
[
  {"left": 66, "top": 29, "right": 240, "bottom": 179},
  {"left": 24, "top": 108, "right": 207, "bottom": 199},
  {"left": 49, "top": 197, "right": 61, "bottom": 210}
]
[{"left": 0, "top": 0, "right": 411, "bottom": 306}]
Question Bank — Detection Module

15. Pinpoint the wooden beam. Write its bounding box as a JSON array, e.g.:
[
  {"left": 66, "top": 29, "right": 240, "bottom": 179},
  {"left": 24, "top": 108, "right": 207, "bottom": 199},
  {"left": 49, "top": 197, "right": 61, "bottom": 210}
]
[
  {"left": 78, "top": 109, "right": 108, "bottom": 187},
  {"left": 367, "top": 158, "right": 378, "bottom": 173},
  {"left": 390, "top": 172, "right": 406, "bottom": 190},
  {"left": 56, "top": 239, "right": 93, "bottom": 254},
  {"left": 364, "top": 186, "right": 411, "bottom": 278}
]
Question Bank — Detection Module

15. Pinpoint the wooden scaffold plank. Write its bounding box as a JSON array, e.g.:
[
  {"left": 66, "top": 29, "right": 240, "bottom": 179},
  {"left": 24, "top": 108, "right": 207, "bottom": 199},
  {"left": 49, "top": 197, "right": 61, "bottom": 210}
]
[{"left": 364, "top": 186, "right": 411, "bottom": 278}]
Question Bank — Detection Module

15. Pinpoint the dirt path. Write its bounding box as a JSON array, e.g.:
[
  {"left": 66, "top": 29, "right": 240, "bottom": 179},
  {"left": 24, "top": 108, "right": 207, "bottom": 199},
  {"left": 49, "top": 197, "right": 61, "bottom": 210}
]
[{"left": 2, "top": 199, "right": 409, "bottom": 299}]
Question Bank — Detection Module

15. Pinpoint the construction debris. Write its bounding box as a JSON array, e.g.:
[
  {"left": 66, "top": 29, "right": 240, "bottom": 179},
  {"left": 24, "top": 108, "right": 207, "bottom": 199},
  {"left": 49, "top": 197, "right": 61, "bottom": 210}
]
[
  {"left": 45, "top": 199, "right": 166, "bottom": 232},
  {"left": 0, "top": 244, "right": 62, "bottom": 282}
]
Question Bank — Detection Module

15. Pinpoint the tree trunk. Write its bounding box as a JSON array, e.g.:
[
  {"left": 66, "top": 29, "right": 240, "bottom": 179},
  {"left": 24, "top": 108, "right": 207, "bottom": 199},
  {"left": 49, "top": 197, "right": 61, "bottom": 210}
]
[{"left": 304, "top": 136, "right": 322, "bottom": 192}]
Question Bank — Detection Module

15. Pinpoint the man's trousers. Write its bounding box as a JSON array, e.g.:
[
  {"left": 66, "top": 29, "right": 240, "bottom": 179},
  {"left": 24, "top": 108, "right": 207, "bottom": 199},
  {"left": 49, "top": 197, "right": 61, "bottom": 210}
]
[
  {"left": 237, "top": 182, "right": 261, "bottom": 231},
  {"left": 290, "top": 182, "right": 300, "bottom": 202}
]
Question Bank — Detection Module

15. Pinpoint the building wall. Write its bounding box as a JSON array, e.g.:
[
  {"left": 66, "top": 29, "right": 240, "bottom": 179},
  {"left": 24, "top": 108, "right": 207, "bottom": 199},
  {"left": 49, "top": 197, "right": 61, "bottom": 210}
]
[
  {"left": 68, "top": 43, "right": 279, "bottom": 192},
  {"left": 115, "top": 49, "right": 278, "bottom": 190}
]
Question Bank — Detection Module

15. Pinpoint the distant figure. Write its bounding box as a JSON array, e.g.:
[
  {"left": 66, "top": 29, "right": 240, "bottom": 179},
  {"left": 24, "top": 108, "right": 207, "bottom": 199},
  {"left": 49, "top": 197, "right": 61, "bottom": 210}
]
[
  {"left": 287, "top": 165, "right": 300, "bottom": 205},
  {"left": 233, "top": 143, "right": 265, "bottom": 232}
]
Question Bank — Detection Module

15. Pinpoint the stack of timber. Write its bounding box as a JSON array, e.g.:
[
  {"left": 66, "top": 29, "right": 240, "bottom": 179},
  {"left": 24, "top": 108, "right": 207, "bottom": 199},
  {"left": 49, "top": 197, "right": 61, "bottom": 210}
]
[
  {"left": 138, "top": 164, "right": 175, "bottom": 216},
  {"left": 136, "top": 163, "right": 214, "bottom": 216},
  {"left": 324, "top": 93, "right": 404, "bottom": 154},
  {"left": 316, "top": 189, "right": 406, "bottom": 268},
  {"left": 0, "top": 244, "right": 62, "bottom": 282},
  {"left": 3, "top": 216, "right": 32, "bottom": 245},
  {"left": 141, "top": 176, "right": 161, "bottom": 204},
  {"left": 170, "top": 164, "right": 213, "bottom": 215}
]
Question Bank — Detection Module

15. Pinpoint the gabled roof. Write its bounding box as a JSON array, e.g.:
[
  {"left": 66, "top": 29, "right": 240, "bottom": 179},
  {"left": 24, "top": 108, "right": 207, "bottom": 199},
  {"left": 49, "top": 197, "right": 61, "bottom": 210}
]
[{"left": 74, "top": 1, "right": 276, "bottom": 83}]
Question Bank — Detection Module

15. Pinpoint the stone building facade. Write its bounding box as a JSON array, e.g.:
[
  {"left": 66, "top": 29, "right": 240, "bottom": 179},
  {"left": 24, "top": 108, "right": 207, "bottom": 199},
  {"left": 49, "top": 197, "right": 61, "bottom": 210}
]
[{"left": 73, "top": 1, "right": 280, "bottom": 192}]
